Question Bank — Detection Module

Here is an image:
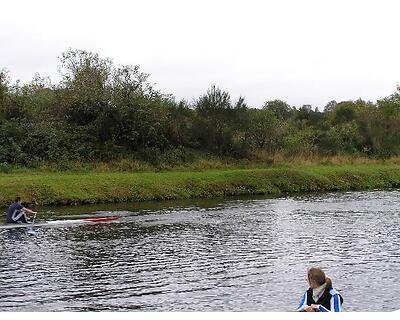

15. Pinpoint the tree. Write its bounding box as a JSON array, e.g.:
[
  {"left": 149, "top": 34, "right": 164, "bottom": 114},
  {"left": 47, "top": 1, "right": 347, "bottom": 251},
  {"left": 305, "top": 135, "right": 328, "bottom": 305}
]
[
  {"left": 324, "top": 100, "right": 337, "bottom": 112},
  {"left": 246, "top": 109, "right": 282, "bottom": 153},
  {"left": 58, "top": 49, "right": 113, "bottom": 125},
  {"left": 196, "top": 84, "right": 232, "bottom": 117},
  {"left": 0, "top": 69, "right": 9, "bottom": 114},
  {"left": 263, "top": 99, "right": 292, "bottom": 120},
  {"left": 194, "top": 85, "right": 232, "bottom": 153},
  {"left": 374, "top": 86, "right": 400, "bottom": 156}
]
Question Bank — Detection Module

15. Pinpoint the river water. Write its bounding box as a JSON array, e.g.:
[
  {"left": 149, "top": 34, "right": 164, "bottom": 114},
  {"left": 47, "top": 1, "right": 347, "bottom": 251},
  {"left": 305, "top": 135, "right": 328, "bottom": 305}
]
[{"left": 0, "top": 190, "right": 399, "bottom": 312}]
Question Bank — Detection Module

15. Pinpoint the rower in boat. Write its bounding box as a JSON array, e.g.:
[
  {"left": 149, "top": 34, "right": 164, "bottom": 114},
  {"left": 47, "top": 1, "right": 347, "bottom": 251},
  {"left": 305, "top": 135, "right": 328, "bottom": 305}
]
[
  {"left": 296, "top": 267, "right": 343, "bottom": 312},
  {"left": 5, "top": 196, "right": 37, "bottom": 224}
]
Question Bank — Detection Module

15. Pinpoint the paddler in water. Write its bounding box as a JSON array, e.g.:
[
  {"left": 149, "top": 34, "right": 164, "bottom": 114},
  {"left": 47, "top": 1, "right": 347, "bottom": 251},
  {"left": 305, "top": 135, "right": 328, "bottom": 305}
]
[
  {"left": 6, "top": 197, "right": 37, "bottom": 224},
  {"left": 296, "top": 267, "right": 343, "bottom": 312}
]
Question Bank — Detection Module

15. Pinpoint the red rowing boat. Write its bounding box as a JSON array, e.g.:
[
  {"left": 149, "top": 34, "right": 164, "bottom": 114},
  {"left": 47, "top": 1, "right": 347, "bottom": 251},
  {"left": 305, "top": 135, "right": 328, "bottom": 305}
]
[{"left": 83, "top": 216, "right": 120, "bottom": 223}]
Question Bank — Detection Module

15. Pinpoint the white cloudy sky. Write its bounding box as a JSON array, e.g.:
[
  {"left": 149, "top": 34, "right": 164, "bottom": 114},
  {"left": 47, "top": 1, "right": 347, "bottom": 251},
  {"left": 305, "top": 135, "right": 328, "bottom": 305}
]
[{"left": 1, "top": 0, "right": 399, "bottom": 108}]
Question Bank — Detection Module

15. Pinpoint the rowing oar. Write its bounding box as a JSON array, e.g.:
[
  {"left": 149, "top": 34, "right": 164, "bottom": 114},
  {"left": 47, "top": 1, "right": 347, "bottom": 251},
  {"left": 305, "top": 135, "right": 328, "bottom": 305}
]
[
  {"left": 31, "top": 212, "right": 37, "bottom": 224},
  {"left": 27, "top": 212, "right": 38, "bottom": 236}
]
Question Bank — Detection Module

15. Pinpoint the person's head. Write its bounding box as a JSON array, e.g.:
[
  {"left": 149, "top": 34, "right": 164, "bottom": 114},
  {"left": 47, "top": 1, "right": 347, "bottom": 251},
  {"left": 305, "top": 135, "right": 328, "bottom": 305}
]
[
  {"left": 14, "top": 196, "right": 21, "bottom": 204},
  {"left": 307, "top": 267, "right": 332, "bottom": 289}
]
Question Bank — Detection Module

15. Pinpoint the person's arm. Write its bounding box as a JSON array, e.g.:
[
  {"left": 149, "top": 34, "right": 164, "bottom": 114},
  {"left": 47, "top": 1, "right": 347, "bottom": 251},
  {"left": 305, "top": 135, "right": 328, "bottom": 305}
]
[
  {"left": 330, "top": 294, "right": 342, "bottom": 312},
  {"left": 296, "top": 291, "right": 308, "bottom": 311},
  {"left": 22, "top": 207, "right": 37, "bottom": 214}
]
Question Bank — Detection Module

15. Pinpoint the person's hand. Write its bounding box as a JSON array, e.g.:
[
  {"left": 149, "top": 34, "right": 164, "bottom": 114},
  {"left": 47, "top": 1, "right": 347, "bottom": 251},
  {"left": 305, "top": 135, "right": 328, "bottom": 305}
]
[
  {"left": 304, "top": 305, "right": 315, "bottom": 312},
  {"left": 311, "top": 304, "right": 319, "bottom": 311}
]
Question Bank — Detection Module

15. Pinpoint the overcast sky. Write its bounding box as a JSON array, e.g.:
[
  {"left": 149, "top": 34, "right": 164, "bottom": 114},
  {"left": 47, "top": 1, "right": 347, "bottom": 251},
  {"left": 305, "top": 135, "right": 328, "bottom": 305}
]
[{"left": 1, "top": 0, "right": 399, "bottom": 108}]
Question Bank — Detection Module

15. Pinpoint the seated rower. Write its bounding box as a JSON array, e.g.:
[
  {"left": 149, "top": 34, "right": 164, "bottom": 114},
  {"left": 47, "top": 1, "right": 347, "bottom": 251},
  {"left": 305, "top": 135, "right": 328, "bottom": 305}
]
[
  {"left": 6, "top": 196, "right": 37, "bottom": 224},
  {"left": 296, "top": 267, "right": 343, "bottom": 312}
]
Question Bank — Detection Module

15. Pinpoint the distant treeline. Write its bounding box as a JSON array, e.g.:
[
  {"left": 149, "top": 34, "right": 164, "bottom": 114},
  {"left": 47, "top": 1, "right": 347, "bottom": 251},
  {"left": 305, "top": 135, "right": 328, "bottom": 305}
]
[{"left": 1, "top": 49, "right": 399, "bottom": 167}]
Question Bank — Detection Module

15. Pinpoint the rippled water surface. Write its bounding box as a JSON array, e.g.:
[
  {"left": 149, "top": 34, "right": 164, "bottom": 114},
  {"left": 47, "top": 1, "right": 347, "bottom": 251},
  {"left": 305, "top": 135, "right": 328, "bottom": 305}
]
[{"left": 1, "top": 191, "right": 399, "bottom": 311}]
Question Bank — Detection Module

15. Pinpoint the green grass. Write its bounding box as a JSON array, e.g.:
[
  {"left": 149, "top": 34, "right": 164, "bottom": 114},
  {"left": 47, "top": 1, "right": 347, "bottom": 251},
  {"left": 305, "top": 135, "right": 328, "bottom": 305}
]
[{"left": 1, "top": 164, "right": 400, "bottom": 207}]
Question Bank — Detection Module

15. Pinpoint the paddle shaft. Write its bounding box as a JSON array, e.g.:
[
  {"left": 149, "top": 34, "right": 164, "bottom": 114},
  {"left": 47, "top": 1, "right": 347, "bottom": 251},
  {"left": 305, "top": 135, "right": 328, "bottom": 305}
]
[{"left": 31, "top": 212, "right": 37, "bottom": 224}]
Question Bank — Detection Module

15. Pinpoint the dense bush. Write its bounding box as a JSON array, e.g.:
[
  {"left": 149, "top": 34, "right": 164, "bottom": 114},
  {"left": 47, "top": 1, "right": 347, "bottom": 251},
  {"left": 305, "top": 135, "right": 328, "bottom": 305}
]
[{"left": 1, "top": 49, "right": 399, "bottom": 167}]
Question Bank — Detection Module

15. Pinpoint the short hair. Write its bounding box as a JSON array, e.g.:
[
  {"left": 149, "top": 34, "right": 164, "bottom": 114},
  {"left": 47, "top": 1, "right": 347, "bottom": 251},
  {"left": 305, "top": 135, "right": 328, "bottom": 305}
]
[{"left": 15, "top": 196, "right": 21, "bottom": 202}]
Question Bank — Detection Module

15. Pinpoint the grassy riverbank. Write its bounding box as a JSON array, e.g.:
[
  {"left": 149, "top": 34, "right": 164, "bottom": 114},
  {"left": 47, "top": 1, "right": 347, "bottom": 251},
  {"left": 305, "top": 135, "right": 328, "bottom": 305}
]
[{"left": 1, "top": 164, "right": 400, "bottom": 207}]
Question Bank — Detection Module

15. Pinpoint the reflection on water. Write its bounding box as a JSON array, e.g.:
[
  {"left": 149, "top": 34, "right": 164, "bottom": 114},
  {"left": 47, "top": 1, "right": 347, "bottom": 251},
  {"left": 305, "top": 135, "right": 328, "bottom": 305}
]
[{"left": 1, "top": 191, "right": 399, "bottom": 311}]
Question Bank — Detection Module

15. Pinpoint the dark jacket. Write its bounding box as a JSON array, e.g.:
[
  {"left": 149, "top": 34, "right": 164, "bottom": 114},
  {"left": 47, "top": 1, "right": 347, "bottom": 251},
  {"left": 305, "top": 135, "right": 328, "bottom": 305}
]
[{"left": 297, "top": 287, "right": 343, "bottom": 312}]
